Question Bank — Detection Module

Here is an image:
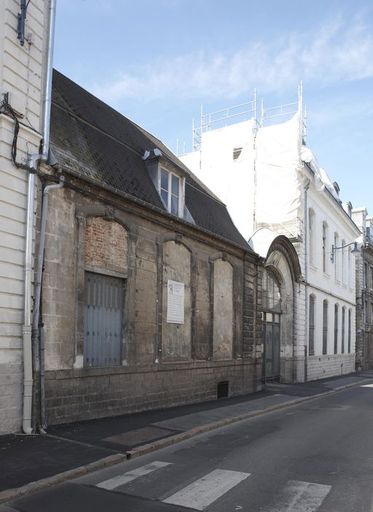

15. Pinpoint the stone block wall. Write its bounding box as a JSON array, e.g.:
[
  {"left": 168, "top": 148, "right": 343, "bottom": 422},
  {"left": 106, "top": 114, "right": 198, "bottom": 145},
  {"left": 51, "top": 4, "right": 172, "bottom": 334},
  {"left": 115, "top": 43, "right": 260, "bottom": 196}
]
[
  {"left": 46, "top": 361, "right": 256, "bottom": 424},
  {"left": 41, "top": 178, "right": 261, "bottom": 425},
  {"left": 306, "top": 353, "right": 355, "bottom": 381}
]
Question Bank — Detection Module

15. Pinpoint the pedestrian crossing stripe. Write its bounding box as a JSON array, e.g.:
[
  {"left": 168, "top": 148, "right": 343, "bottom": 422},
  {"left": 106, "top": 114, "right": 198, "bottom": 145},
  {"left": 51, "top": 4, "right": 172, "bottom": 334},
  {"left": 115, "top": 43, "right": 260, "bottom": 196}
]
[
  {"left": 95, "top": 461, "right": 331, "bottom": 511},
  {"left": 96, "top": 461, "right": 172, "bottom": 490},
  {"left": 262, "top": 480, "right": 331, "bottom": 512},
  {"left": 163, "top": 468, "right": 250, "bottom": 510}
]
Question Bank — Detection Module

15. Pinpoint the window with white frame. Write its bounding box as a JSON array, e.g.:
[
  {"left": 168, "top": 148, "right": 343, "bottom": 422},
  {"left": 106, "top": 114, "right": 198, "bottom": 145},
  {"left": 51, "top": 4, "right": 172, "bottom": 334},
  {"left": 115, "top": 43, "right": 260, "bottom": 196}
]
[
  {"left": 334, "top": 303, "right": 339, "bottom": 354},
  {"left": 341, "top": 306, "right": 345, "bottom": 353},
  {"left": 309, "top": 295, "right": 315, "bottom": 356},
  {"left": 348, "top": 247, "right": 352, "bottom": 288},
  {"left": 160, "top": 168, "right": 183, "bottom": 216},
  {"left": 334, "top": 232, "right": 339, "bottom": 281},
  {"left": 308, "top": 209, "right": 315, "bottom": 265},
  {"left": 322, "top": 222, "right": 328, "bottom": 273},
  {"left": 341, "top": 239, "right": 346, "bottom": 284},
  {"left": 322, "top": 300, "right": 328, "bottom": 355}
]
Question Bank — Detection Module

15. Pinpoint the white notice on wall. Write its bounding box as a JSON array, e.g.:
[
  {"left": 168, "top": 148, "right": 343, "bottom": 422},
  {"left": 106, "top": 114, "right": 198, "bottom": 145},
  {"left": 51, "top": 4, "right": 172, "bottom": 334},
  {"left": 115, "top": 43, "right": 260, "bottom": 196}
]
[{"left": 167, "top": 280, "right": 185, "bottom": 324}]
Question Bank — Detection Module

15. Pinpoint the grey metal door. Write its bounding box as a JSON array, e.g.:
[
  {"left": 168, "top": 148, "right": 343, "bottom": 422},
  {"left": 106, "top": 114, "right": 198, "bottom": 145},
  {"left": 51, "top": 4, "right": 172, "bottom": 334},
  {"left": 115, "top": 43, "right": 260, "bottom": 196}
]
[
  {"left": 84, "top": 271, "right": 124, "bottom": 367},
  {"left": 264, "top": 313, "right": 280, "bottom": 381}
]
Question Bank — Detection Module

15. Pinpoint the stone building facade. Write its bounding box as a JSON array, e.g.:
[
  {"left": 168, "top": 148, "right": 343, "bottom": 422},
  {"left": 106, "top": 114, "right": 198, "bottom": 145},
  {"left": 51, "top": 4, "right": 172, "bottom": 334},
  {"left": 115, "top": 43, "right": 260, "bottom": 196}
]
[
  {"left": 352, "top": 208, "right": 373, "bottom": 370},
  {"left": 36, "top": 71, "right": 263, "bottom": 426}
]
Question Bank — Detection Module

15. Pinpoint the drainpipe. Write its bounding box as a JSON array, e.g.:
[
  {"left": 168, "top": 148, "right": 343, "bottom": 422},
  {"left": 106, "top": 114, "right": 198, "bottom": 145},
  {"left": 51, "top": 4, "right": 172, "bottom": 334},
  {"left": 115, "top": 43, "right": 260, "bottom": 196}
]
[
  {"left": 22, "top": 0, "right": 57, "bottom": 434},
  {"left": 33, "top": 177, "right": 64, "bottom": 432},
  {"left": 303, "top": 179, "right": 310, "bottom": 383},
  {"left": 22, "top": 173, "right": 36, "bottom": 434}
]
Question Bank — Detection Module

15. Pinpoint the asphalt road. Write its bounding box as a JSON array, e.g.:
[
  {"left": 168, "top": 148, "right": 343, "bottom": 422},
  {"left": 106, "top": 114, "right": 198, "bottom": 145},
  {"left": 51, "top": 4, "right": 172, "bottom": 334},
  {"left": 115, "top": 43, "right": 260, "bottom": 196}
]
[{"left": 4, "top": 383, "right": 373, "bottom": 512}]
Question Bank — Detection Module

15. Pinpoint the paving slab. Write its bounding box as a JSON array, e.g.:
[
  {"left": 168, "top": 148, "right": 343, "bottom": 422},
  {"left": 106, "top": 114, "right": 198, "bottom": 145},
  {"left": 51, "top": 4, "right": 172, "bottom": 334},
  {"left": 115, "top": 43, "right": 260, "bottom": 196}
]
[
  {"left": 154, "top": 394, "right": 294, "bottom": 431},
  {"left": 0, "top": 434, "right": 115, "bottom": 492}
]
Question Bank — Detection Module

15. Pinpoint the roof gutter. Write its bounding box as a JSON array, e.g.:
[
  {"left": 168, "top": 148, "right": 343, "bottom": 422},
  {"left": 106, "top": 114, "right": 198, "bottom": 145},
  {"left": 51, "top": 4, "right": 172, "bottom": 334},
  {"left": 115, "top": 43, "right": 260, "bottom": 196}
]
[{"left": 22, "top": 0, "right": 57, "bottom": 435}]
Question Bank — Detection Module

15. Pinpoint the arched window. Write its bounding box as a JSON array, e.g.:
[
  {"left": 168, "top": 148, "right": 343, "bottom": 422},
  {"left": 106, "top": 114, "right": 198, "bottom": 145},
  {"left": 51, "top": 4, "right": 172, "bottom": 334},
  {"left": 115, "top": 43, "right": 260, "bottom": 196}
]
[
  {"left": 334, "top": 233, "right": 339, "bottom": 281},
  {"left": 322, "top": 222, "right": 328, "bottom": 273},
  {"left": 308, "top": 209, "right": 315, "bottom": 265},
  {"left": 309, "top": 295, "right": 315, "bottom": 356},
  {"left": 348, "top": 247, "right": 352, "bottom": 288},
  {"left": 84, "top": 218, "right": 128, "bottom": 368},
  {"left": 322, "top": 300, "right": 328, "bottom": 355},
  {"left": 334, "top": 304, "right": 339, "bottom": 354},
  {"left": 262, "top": 270, "right": 281, "bottom": 312},
  {"left": 341, "top": 306, "right": 346, "bottom": 353}
]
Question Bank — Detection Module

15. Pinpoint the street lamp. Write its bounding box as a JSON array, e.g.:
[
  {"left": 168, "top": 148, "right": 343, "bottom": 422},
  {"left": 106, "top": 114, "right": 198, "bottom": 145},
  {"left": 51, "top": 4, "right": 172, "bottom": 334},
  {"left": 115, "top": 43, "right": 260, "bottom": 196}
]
[{"left": 330, "top": 241, "right": 360, "bottom": 263}]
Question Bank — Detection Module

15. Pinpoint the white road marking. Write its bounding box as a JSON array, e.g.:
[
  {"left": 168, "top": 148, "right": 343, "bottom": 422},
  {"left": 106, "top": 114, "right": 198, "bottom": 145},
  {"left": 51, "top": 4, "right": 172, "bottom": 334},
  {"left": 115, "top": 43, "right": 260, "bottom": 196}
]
[
  {"left": 263, "top": 480, "right": 331, "bottom": 512},
  {"left": 96, "top": 461, "right": 172, "bottom": 490},
  {"left": 361, "top": 384, "right": 373, "bottom": 388},
  {"left": 163, "top": 469, "right": 250, "bottom": 510}
]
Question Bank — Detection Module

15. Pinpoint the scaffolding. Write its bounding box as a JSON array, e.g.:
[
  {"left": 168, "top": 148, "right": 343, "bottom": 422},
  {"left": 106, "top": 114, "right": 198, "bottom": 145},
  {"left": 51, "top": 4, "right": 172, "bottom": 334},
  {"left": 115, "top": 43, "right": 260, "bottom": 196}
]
[
  {"left": 260, "top": 82, "right": 306, "bottom": 140},
  {"left": 180, "top": 83, "right": 306, "bottom": 155},
  {"left": 192, "top": 91, "right": 257, "bottom": 151}
]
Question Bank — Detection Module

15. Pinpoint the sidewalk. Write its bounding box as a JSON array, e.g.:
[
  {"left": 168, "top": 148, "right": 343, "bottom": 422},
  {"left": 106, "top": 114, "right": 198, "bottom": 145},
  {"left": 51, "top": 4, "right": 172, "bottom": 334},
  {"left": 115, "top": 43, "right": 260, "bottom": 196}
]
[{"left": 1, "top": 371, "right": 373, "bottom": 504}]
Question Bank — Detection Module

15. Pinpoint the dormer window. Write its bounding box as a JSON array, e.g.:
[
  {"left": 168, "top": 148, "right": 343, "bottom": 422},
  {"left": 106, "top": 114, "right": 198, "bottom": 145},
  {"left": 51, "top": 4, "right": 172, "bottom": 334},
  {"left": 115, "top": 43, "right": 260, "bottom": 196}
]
[
  {"left": 160, "top": 168, "right": 183, "bottom": 216},
  {"left": 144, "top": 149, "right": 192, "bottom": 221},
  {"left": 233, "top": 147, "right": 242, "bottom": 160}
]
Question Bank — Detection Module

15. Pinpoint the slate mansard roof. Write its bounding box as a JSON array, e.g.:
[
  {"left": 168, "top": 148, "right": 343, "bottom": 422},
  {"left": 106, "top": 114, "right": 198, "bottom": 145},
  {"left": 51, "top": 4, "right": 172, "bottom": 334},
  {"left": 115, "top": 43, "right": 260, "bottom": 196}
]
[{"left": 50, "top": 70, "right": 251, "bottom": 251}]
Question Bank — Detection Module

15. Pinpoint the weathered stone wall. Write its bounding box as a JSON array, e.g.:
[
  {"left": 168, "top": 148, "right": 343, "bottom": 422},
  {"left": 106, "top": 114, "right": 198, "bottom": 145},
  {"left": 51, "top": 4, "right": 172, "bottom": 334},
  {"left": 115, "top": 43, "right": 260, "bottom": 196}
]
[
  {"left": 85, "top": 217, "right": 128, "bottom": 275},
  {"left": 213, "top": 259, "right": 233, "bottom": 360},
  {"left": 355, "top": 245, "right": 373, "bottom": 370},
  {"left": 42, "top": 179, "right": 261, "bottom": 424},
  {"left": 306, "top": 354, "right": 355, "bottom": 381},
  {"left": 162, "top": 241, "right": 192, "bottom": 361}
]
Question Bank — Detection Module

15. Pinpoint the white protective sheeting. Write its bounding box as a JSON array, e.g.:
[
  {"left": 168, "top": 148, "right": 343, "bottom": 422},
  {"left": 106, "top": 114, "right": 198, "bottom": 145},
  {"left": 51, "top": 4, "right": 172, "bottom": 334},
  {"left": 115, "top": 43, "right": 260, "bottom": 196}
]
[
  {"left": 300, "top": 145, "right": 339, "bottom": 199},
  {"left": 181, "top": 120, "right": 257, "bottom": 239},
  {"left": 248, "top": 227, "right": 278, "bottom": 258},
  {"left": 255, "top": 114, "right": 302, "bottom": 226}
]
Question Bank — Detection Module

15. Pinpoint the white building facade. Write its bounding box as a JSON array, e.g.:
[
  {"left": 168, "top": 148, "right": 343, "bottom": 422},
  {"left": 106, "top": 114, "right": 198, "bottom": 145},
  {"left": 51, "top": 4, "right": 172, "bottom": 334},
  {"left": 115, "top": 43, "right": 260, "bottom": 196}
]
[
  {"left": 0, "top": 0, "right": 53, "bottom": 433},
  {"left": 181, "top": 100, "right": 360, "bottom": 382}
]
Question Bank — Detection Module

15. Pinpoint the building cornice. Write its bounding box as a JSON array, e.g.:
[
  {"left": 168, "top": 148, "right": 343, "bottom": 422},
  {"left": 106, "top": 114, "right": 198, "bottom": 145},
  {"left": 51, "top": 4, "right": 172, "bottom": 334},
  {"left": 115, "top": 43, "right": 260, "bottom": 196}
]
[
  {"left": 40, "top": 165, "right": 258, "bottom": 263},
  {"left": 302, "top": 165, "right": 360, "bottom": 236}
]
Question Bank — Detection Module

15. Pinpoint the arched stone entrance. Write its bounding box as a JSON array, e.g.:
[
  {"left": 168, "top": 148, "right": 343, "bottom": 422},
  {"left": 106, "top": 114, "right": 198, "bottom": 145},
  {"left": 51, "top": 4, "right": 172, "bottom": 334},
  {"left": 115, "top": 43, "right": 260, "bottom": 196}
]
[{"left": 249, "top": 230, "right": 302, "bottom": 383}]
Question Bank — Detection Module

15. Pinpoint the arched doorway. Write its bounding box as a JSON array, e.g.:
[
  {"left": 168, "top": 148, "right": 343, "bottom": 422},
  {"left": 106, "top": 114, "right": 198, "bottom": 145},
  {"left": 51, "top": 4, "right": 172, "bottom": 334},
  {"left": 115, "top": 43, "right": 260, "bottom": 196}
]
[
  {"left": 262, "top": 269, "right": 282, "bottom": 381},
  {"left": 249, "top": 229, "right": 302, "bottom": 383}
]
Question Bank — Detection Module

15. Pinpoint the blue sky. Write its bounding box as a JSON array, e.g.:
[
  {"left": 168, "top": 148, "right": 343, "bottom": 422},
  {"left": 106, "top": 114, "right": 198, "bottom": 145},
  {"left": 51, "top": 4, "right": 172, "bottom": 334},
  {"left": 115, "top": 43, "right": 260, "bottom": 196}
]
[{"left": 54, "top": 0, "right": 373, "bottom": 212}]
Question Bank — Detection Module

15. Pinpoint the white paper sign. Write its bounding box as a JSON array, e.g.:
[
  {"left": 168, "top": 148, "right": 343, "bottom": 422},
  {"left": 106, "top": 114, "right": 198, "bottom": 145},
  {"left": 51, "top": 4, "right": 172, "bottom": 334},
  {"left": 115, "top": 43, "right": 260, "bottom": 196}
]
[{"left": 167, "top": 280, "right": 185, "bottom": 324}]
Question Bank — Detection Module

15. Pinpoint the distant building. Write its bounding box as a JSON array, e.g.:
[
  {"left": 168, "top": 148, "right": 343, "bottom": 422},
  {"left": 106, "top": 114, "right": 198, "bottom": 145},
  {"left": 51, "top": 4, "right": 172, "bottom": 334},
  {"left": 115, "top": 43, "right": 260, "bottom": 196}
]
[
  {"left": 352, "top": 208, "right": 373, "bottom": 370},
  {"left": 180, "top": 94, "right": 361, "bottom": 382}
]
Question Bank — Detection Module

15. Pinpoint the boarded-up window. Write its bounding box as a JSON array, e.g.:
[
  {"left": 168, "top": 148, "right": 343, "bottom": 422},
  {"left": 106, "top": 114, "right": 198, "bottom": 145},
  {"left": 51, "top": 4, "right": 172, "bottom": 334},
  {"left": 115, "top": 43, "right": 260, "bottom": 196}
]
[
  {"left": 84, "top": 272, "right": 123, "bottom": 367},
  {"left": 213, "top": 259, "right": 233, "bottom": 360},
  {"left": 84, "top": 218, "right": 128, "bottom": 367},
  {"left": 162, "top": 241, "right": 191, "bottom": 361},
  {"left": 85, "top": 217, "right": 128, "bottom": 275}
]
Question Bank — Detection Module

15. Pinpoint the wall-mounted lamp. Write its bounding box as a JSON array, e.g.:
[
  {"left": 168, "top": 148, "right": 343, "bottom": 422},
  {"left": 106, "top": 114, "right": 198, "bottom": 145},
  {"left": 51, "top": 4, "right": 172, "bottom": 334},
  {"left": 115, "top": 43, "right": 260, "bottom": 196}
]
[
  {"left": 17, "top": 0, "right": 29, "bottom": 46},
  {"left": 330, "top": 241, "right": 360, "bottom": 263}
]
